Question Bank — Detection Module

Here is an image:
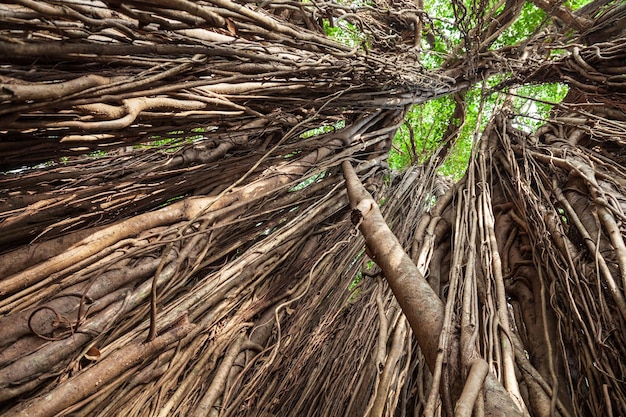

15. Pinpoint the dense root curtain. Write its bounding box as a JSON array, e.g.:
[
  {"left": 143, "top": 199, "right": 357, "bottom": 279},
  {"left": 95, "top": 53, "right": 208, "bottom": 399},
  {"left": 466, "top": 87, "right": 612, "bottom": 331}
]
[
  {"left": 410, "top": 96, "right": 626, "bottom": 415},
  {"left": 1, "top": 0, "right": 626, "bottom": 416},
  {"left": 342, "top": 159, "right": 522, "bottom": 417}
]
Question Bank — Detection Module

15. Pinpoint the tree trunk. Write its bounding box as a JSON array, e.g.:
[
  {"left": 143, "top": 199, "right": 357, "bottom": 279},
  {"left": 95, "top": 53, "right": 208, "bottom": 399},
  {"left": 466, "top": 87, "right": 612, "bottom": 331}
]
[{"left": 1, "top": 1, "right": 626, "bottom": 416}]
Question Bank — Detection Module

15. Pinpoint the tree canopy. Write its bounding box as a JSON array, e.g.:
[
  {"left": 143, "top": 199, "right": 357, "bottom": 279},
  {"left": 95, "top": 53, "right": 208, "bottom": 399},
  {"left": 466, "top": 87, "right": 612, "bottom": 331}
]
[{"left": 1, "top": 0, "right": 626, "bottom": 416}]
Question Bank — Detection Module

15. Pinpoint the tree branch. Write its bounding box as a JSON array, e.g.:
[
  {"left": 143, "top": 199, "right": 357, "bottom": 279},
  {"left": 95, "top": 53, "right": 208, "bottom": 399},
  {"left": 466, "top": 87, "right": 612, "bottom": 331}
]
[{"left": 341, "top": 160, "right": 523, "bottom": 417}]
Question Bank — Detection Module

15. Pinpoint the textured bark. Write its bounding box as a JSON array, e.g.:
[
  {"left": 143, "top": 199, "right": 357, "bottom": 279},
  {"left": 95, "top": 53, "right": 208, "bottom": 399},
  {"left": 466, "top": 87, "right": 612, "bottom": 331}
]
[
  {"left": 1, "top": 1, "right": 625, "bottom": 416},
  {"left": 342, "top": 161, "right": 523, "bottom": 417}
]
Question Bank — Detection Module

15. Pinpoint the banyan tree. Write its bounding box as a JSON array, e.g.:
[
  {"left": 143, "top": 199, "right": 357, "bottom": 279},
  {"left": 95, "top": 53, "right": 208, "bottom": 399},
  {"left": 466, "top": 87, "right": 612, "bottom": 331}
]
[{"left": 1, "top": 0, "right": 625, "bottom": 416}]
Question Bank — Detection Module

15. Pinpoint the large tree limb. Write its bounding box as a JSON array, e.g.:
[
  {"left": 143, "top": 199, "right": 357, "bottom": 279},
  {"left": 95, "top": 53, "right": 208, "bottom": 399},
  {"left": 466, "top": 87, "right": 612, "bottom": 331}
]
[
  {"left": 3, "top": 320, "right": 195, "bottom": 417},
  {"left": 341, "top": 160, "right": 523, "bottom": 417}
]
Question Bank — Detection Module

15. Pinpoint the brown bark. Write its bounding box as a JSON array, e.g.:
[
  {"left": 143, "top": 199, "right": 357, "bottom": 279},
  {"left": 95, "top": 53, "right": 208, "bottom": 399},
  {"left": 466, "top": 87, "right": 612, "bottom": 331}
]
[
  {"left": 1, "top": 1, "right": 625, "bottom": 416},
  {"left": 341, "top": 160, "right": 523, "bottom": 417},
  {"left": 3, "top": 321, "right": 194, "bottom": 417}
]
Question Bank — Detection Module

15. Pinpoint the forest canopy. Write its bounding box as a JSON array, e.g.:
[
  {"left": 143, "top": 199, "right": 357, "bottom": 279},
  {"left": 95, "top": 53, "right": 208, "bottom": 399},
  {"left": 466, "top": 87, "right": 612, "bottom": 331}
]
[{"left": 1, "top": 0, "right": 626, "bottom": 416}]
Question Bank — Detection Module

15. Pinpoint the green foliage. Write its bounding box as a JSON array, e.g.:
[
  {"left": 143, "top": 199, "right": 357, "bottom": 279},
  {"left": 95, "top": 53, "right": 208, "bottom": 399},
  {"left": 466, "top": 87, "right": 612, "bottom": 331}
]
[
  {"left": 389, "top": 88, "right": 487, "bottom": 179},
  {"left": 323, "top": 19, "right": 364, "bottom": 48},
  {"left": 348, "top": 259, "right": 375, "bottom": 297},
  {"left": 88, "top": 149, "right": 107, "bottom": 158},
  {"left": 390, "top": 76, "right": 568, "bottom": 179},
  {"left": 511, "top": 83, "right": 569, "bottom": 131},
  {"left": 557, "top": 207, "right": 568, "bottom": 224},
  {"left": 290, "top": 171, "right": 325, "bottom": 191},
  {"left": 135, "top": 130, "right": 204, "bottom": 152},
  {"left": 300, "top": 120, "right": 345, "bottom": 139},
  {"left": 388, "top": 96, "right": 456, "bottom": 170},
  {"left": 157, "top": 195, "right": 187, "bottom": 208},
  {"left": 437, "top": 132, "right": 473, "bottom": 178},
  {"left": 437, "top": 87, "right": 493, "bottom": 179},
  {"left": 419, "top": 0, "right": 463, "bottom": 68},
  {"left": 565, "top": 0, "right": 594, "bottom": 9},
  {"left": 494, "top": 2, "right": 546, "bottom": 48},
  {"left": 349, "top": 271, "right": 363, "bottom": 292}
]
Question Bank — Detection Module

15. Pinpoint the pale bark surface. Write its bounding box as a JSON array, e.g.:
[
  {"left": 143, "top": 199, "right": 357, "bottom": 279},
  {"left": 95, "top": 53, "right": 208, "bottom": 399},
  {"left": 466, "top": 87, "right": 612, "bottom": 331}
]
[{"left": 1, "top": 1, "right": 626, "bottom": 416}]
